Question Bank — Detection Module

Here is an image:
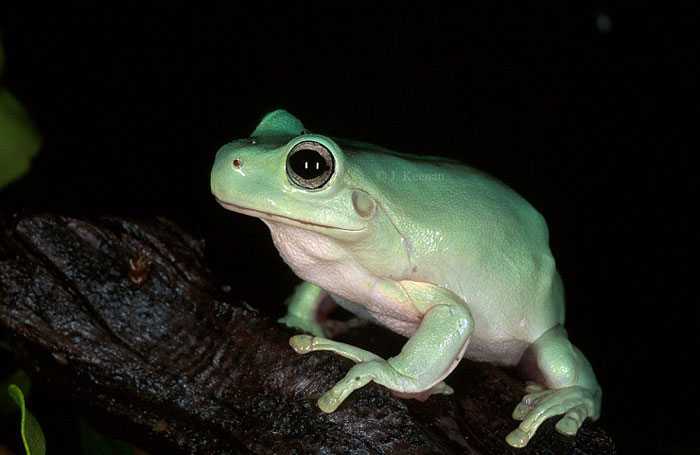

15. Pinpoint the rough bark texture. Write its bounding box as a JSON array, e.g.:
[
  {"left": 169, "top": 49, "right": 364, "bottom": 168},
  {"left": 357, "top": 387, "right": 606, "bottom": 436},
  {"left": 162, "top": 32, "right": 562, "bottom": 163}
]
[{"left": 0, "top": 214, "right": 616, "bottom": 454}]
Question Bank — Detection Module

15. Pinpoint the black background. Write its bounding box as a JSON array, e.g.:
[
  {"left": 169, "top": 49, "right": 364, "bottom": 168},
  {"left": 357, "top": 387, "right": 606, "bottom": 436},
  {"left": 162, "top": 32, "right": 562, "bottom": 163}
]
[{"left": 0, "top": 2, "right": 697, "bottom": 453}]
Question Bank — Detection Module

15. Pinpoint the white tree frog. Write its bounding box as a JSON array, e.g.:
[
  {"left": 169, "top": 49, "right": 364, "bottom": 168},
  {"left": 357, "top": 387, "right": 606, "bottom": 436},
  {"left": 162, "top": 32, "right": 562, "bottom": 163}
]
[{"left": 210, "top": 110, "right": 602, "bottom": 448}]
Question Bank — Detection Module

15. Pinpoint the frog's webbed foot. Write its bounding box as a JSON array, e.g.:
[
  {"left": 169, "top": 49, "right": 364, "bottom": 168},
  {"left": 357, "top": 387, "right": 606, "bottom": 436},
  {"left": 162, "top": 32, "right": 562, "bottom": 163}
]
[{"left": 506, "top": 382, "right": 597, "bottom": 448}]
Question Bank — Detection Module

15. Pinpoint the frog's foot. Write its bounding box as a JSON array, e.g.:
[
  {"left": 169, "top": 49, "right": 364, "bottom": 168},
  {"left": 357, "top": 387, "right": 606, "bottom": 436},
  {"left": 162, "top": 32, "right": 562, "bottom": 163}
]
[
  {"left": 278, "top": 314, "right": 324, "bottom": 337},
  {"left": 506, "top": 383, "right": 597, "bottom": 448}
]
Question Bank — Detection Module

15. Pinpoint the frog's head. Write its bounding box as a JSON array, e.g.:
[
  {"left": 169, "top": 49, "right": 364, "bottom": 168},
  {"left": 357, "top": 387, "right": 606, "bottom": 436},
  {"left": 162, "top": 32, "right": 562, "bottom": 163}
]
[{"left": 211, "top": 110, "right": 380, "bottom": 241}]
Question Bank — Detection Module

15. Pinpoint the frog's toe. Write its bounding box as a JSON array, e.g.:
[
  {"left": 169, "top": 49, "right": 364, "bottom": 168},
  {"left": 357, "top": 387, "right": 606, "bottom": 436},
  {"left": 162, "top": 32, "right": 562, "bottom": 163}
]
[
  {"left": 505, "top": 428, "right": 530, "bottom": 448},
  {"left": 511, "top": 385, "right": 550, "bottom": 420},
  {"left": 555, "top": 405, "right": 588, "bottom": 436},
  {"left": 289, "top": 334, "right": 316, "bottom": 353},
  {"left": 318, "top": 361, "right": 378, "bottom": 412},
  {"left": 522, "top": 388, "right": 553, "bottom": 405},
  {"left": 512, "top": 401, "right": 532, "bottom": 420},
  {"left": 318, "top": 388, "right": 344, "bottom": 413},
  {"left": 432, "top": 381, "right": 454, "bottom": 395},
  {"left": 525, "top": 381, "right": 545, "bottom": 393}
]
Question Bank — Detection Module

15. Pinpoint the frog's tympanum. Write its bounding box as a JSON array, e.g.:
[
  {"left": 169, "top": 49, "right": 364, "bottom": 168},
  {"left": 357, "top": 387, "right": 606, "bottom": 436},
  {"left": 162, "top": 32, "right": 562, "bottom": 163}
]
[{"left": 210, "top": 110, "right": 601, "bottom": 447}]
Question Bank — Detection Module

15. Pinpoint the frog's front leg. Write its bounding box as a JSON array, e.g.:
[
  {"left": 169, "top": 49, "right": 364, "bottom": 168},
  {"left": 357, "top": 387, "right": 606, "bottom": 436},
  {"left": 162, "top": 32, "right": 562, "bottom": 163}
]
[
  {"left": 506, "top": 325, "right": 602, "bottom": 448},
  {"left": 278, "top": 281, "right": 327, "bottom": 337},
  {"left": 290, "top": 280, "right": 473, "bottom": 412}
]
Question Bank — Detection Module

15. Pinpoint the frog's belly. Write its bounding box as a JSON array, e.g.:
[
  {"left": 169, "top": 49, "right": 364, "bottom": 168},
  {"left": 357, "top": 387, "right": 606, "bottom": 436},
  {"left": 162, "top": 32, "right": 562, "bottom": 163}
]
[
  {"left": 464, "top": 336, "right": 530, "bottom": 365},
  {"left": 264, "top": 220, "right": 423, "bottom": 335},
  {"left": 264, "top": 219, "right": 549, "bottom": 366},
  {"left": 330, "top": 294, "right": 422, "bottom": 336}
]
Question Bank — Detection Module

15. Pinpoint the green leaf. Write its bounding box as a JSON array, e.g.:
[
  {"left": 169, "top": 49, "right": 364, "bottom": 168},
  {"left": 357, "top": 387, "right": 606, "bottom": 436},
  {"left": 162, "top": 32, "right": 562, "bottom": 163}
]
[
  {"left": 7, "top": 384, "right": 46, "bottom": 455},
  {"left": 0, "top": 89, "right": 41, "bottom": 189},
  {"left": 0, "top": 370, "right": 32, "bottom": 418},
  {"left": 78, "top": 416, "right": 135, "bottom": 455},
  {"left": 0, "top": 34, "right": 41, "bottom": 190},
  {"left": 0, "top": 340, "right": 11, "bottom": 352}
]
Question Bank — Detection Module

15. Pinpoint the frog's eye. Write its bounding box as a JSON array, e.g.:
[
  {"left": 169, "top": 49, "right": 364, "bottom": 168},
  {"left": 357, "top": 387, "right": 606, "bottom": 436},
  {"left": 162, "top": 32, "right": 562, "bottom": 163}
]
[{"left": 286, "top": 141, "right": 335, "bottom": 190}]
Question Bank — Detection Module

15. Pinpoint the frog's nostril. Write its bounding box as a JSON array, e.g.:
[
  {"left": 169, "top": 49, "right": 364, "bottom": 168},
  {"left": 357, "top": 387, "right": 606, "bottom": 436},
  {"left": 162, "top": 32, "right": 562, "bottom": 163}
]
[{"left": 232, "top": 158, "right": 243, "bottom": 169}]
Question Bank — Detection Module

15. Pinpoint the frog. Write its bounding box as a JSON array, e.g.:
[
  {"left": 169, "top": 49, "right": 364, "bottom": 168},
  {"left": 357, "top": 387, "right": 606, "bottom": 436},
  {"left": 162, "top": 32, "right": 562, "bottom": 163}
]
[{"left": 210, "top": 110, "right": 602, "bottom": 448}]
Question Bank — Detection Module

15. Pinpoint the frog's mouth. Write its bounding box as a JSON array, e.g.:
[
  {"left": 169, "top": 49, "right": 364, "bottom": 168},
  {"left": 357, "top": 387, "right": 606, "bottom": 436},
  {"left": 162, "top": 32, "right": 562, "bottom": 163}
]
[{"left": 215, "top": 198, "right": 365, "bottom": 232}]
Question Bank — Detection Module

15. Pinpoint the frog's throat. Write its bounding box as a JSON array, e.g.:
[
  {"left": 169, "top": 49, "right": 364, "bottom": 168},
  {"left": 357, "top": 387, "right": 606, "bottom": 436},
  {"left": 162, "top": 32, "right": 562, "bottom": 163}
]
[{"left": 215, "top": 198, "right": 365, "bottom": 232}]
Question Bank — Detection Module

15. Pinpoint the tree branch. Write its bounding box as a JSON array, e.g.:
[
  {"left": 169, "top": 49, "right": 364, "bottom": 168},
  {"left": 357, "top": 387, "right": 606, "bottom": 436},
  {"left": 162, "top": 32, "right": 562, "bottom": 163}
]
[{"left": 0, "top": 214, "right": 615, "bottom": 454}]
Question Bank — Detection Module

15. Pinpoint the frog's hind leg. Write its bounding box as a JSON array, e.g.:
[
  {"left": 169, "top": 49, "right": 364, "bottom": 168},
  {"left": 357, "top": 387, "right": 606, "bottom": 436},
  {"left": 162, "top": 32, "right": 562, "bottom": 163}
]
[{"left": 506, "top": 325, "right": 602, "bottom": 448}]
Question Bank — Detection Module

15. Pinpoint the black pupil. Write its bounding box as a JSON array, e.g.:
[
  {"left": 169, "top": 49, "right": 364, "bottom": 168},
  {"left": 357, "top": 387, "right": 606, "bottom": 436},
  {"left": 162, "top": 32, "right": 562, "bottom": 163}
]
[{"left": 289, "top": 149, "right": 329, "bottom": 179}]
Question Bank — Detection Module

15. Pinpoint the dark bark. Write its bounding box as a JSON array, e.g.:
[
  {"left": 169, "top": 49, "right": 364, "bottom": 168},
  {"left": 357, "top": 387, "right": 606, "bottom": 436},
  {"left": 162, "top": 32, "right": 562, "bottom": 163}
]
[{"left": 0, "top": 214, "right": 615, "bottom": 454}]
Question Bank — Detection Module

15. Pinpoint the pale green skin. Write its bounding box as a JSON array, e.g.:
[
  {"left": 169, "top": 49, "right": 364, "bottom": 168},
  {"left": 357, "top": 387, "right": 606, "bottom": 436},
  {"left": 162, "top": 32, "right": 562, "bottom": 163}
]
[{"left": 210, "top": 110, "right": 602, "bottom": 448}]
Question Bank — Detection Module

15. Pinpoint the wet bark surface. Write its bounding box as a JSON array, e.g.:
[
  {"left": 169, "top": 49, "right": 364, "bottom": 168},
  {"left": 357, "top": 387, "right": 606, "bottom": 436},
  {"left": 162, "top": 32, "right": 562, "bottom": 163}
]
[{"left": 0, "top": 214, "right": 615, "bottom": 454}]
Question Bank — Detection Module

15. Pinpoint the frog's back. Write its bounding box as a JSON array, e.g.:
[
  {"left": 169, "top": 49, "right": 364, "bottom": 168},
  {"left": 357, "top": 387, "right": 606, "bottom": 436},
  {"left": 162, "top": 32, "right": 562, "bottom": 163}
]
[{"left": 343, "top": 142, "right": 565, "bottom": 361}]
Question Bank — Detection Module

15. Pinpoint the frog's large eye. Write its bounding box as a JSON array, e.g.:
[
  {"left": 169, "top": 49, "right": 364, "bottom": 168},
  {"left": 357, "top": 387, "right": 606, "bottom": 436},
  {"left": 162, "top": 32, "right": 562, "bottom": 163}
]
[{"left": 286, "top": 141, "right": 335, "bottom": 190}]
